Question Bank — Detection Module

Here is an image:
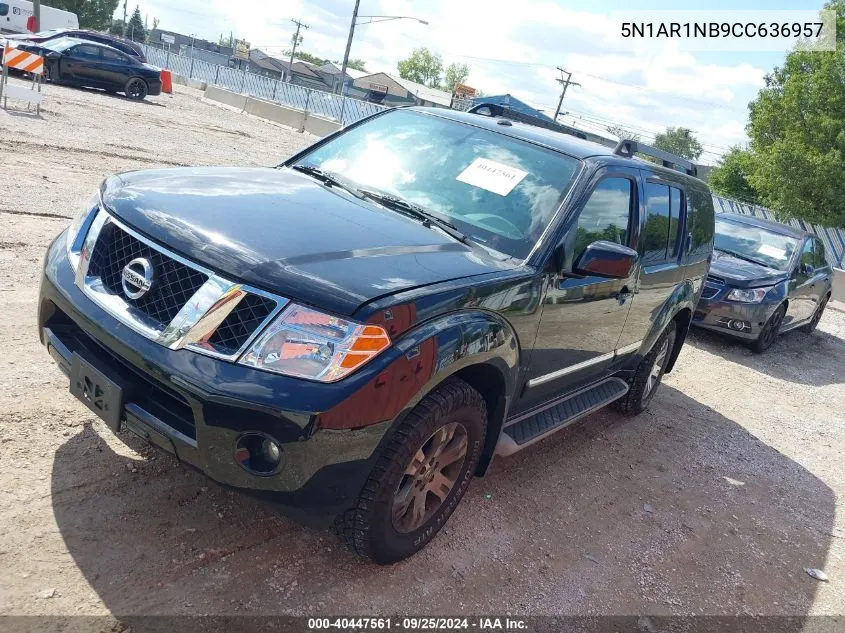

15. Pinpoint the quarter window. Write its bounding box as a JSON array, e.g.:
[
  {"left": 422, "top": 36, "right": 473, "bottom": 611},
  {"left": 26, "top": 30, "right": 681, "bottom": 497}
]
[{"left": 573, "top": 178, "right": 633, "bottom": 260}]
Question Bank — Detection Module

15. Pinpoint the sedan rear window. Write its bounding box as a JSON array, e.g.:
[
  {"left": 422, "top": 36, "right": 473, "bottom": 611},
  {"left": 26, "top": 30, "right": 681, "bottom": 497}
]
[{"left": 294, "top": 109, "right": 581, "bottom": 259}]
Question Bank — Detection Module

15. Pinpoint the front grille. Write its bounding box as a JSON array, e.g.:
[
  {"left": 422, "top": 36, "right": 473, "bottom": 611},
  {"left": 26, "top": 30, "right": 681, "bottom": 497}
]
[
  {"left": 700, "top": 286, "right": 721, "bottom": 300},
  {"left": 87, "top": 223, "right": 208, "bottom": 326},
  {"left": 205, "top": 293, "right": 277, "bottom": 356}
]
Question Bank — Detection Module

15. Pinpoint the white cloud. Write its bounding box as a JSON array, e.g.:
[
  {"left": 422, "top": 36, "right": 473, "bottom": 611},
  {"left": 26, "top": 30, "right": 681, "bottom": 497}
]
[{"left": 133, "top": 0, "right": 770, "bottom": 162}]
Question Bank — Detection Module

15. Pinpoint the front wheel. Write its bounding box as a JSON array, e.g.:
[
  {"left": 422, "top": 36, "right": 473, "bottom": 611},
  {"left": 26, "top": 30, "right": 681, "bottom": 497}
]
[
  {"left": 336, "top": 378, "right": 487, "bottom": 564},
  {"left": 752, "top": 303, "right": 786, "bottom": 353},
  {"left": 124, "top": 77, "right": 148, "bottom": 100},
  {"left": 612, "top": 321, "right": 677, "bottom": 416}
]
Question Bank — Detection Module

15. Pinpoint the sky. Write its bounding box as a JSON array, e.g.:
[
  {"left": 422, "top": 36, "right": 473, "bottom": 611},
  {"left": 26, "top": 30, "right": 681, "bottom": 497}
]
[{"left": 121, "top": 0, "right": 830, "bottom": 165}]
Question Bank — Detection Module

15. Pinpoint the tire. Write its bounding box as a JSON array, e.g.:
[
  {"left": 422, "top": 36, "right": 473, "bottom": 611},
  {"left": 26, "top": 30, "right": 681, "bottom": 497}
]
[
  {"left": 335, "top": 378, "right": 487, "bottom": 565},
  {"left": 752, "top": 303, "right": 786, "bottom": 353},
  {"left": 612, "top": 321, "right": 677, "bottom": 416},
  {"left": 124, "top": 77, "right": 148, "bottom": 101},
  {"left": 801, "top": 294, "right": 829, "bottom": 334}
]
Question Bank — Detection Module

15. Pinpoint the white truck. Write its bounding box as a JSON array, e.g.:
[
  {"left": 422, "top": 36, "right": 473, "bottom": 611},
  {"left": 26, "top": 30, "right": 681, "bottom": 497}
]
[{"left": 0, "top": 0, "right": 79, "bottom": 35}]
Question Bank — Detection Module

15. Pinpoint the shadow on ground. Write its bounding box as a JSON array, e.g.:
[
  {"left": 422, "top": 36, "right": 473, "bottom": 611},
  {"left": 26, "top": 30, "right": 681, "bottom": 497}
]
[
  {"left": 51, "top": 385, "right": 834, "bottom": 628},
  {"left": 687, "top": 324, "right": 844, "bottom": 387}
]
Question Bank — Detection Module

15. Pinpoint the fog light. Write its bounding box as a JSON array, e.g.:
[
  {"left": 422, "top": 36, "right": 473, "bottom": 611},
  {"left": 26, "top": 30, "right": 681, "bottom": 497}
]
[{"left": 234, "top": 433, "right": 282, "bottom": 476}]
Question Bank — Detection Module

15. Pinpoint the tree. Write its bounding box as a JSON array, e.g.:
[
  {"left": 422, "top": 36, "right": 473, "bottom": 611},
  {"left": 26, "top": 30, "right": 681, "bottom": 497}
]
[
  {"left": 284, "top": 50, "right": 327, "bottom": 66},
  {"left": 347, "top": 58, "right": 367, "bottom": 72},
  {"left": 744, "top": 0, "right": 845, "bottom": 226},
  {"left": 708, "top": 147, "right": 761, "bottom": 204},
  {"left": 48, "top": 0, "right": 119, "bottom": 30},
  {"left": 397, "top": 48, "right": 443, "bottom": 88},
  {"left": 127, "top": 5, "right": 145, "bottom": 42},
  {"left": 442, "top": 62, "right": 469, "bottom": 93},
  {"left": 606, "top": 124, "right": 641, "bottom": 142},
  {"left": 653, "top": 126, "right": 703, "bottom": 160}
]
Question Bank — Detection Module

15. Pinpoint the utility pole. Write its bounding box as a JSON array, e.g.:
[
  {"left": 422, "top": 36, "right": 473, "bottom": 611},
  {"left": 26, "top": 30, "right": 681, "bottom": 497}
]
[
  {"left": 287, "top": 19, "right": 309, "bottom": 82},
  {"left": 32, "top": 0, "right": 40, "bottom": 31},
  {"left": 553, "top": 67, "right": 580, "bottom": 121},
  {"left": 122, "top": 0, "right": 128, "bottom": 37},
  {"left": 338, "top": 0, "right": 360, "bottom": 95}
]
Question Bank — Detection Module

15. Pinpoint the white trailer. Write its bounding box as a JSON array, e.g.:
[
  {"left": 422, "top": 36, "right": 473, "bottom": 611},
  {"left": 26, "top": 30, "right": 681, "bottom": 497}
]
[{"left": 0, "top": 0, "right": 79, "bottom": 35}]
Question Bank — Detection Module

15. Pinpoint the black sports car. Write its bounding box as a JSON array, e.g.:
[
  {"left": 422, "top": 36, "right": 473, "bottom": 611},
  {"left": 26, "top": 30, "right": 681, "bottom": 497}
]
[
  {"left": 3, "top": 28, "right": 146, "bottom": 62},
  {"left": 14, "top": 37, "right": 161, "bottom": 100},
  {"left": 693, "top": 213, "right": 833, "bottom": 352}
]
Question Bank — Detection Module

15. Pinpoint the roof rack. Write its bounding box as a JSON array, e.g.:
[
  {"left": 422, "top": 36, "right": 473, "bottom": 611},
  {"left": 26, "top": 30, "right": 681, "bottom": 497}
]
[
  {"left": 613, "top": 139, "right": 697, "bottom": 177},
  {"left": 468, "top": 102, "right": 588, "bottom": 141}
]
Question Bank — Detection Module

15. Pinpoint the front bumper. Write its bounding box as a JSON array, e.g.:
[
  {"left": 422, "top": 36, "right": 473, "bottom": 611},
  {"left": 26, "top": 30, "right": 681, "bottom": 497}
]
[
  {"left": 692, "top": 293, "right": 780, "bottom": 341},
  {"left": 39, "top": 234, "right": 395, "bottom": 522}
]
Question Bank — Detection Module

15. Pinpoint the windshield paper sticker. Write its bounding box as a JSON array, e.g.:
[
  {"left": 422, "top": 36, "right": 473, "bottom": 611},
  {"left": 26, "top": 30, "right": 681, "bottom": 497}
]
[
  {"left": 456, "top": 158, "right": 528, "bottom": 196},
  {"left": 758, "top": 244, "right": 787, "bottom": 259}
]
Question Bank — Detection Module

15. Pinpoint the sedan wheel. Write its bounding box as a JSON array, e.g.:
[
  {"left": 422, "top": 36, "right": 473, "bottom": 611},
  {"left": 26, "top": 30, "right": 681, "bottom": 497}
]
[
  {"left": 124, "top": 77, "right": 148, "bottom": 101},
  {"left": 802, "top": 294, "right": 829, "bottom": 333},
  {"left": 752, "top": 304, "right": 786, "bottom": 353}
]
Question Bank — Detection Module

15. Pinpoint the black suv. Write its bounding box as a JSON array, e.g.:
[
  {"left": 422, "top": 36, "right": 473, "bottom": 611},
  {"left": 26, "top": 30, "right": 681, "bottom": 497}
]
[{"left": 38, "top": 108, "right": 714, "bottom": 564}]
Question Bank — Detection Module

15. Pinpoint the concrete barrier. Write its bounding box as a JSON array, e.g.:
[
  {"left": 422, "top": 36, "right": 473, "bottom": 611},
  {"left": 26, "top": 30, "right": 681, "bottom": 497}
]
[
  {"left": 187, "top": 78, "right": 207, "bottom": 91},
  {"left": 304, "top": 113, "right": 342, "bottom": 137},
  {"left": 832, "top": 268, "right": 845, "bottom": 302},
  {"left": 244, "top": 97, "right": 305, "bottom": 130},
  {"left": 205, "top": 85, "right": 247, "bottom": 111}
]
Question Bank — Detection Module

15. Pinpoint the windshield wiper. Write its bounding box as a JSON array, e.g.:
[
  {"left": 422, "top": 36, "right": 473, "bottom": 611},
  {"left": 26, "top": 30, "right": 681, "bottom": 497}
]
[
  {"left": 715, "top": 248, "right": 770, "bottom": 268},
  {"left": 290, "top": 164, "right": 362, "bottom": 197},
  {"left": 356, "top": 188, "right": 471, "bottom": 245}
]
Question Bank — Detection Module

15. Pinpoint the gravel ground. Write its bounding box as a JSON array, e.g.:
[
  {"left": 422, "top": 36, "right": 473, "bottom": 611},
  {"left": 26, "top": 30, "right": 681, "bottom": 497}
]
[{"left": 0, "top": 81, "right": 843, "bottom": 623}]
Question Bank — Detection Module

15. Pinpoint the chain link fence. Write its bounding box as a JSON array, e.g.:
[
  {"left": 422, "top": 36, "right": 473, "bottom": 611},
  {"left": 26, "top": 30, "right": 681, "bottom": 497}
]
[{"left": 140, "top": 44, "right": 386, "bottom": 127}]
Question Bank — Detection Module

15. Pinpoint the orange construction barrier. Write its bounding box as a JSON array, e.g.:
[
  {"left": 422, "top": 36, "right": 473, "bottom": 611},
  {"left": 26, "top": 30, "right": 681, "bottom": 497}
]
[{"left": 160, "top": 69, "right": 172, "bottom": 94}]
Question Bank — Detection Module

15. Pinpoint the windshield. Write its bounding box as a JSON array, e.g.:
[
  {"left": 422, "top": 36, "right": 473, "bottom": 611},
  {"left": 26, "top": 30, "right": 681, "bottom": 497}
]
[
  {"left": 292, "top": 109, "right": 581, "bottom": 259},
  {"left": 714, "top": 218, "right": 799, "bottom": 271}
]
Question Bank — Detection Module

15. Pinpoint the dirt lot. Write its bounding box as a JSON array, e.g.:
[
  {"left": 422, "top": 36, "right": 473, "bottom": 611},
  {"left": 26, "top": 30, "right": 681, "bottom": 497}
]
[{"left": 0, "top": 81, "right": 843, "bottom": 623}]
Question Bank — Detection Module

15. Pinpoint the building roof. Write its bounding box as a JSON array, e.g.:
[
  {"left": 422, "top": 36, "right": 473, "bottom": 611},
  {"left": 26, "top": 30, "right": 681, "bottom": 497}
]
[
  {"left": 249, "top": 49, "right": 320, "bottom": 78},
  {"left": 386, "top": 74, "right": 452, "bottom": 106},
  {"left": 317, "top": 63, "right": 367, "bottom": 80},
  {"left": 718, "top": 213, "right": 810, "bottom": 239}
]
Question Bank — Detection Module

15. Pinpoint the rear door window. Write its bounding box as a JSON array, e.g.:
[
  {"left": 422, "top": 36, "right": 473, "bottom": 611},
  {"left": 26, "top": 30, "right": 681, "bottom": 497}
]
[
  {"left": 72, "top": 45, "right": 101, "bottom": 59},
  {"left": 642, "top": 182, "right": 685, "bottom": 263},
  {"left": 101, "top": 48, "right": 127, "bottom": 62},
  {"left": 813, "top": 239, "right": 828, "bottom": 269}
]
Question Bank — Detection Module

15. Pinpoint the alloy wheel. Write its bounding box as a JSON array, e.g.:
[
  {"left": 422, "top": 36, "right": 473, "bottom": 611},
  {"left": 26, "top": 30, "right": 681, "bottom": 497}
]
[
  {"left": 762, "top": 307, "right": 785, "bottom": 347},
  {"left": 126, "top": 79, "right": 147, "bottom": 100},
  {"left": 392, "top": 422, "right": 468, "bottom": 534}
]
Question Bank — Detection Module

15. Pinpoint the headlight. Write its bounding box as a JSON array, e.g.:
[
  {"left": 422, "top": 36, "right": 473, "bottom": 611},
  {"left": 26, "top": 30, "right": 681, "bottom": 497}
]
[
  {"left": 726, "top": 287, "right": 770, "bottom": 303},
  {"left": 66, "top": 191, "right": 100, "bottom": 271},
  {"left": 238, "top": 303, "right": 391, "bottom": 382}
]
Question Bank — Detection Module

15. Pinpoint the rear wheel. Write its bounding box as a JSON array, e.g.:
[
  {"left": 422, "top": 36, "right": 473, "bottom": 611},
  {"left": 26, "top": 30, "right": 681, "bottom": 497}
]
[
  {"left": 612, "top": 321, "right": 677, "bottom": 416},
  {"left": 335, "top": 378, "right": 487, "bottom": 564},
  {"left": 752, "top": 303, "right": 786, "bottom": 353},
  {"left": 124, "top": 77, "right": 148, "bottom": 100},
  {"left": 801, "top": 294, "right": 829, "bottom": 333}
]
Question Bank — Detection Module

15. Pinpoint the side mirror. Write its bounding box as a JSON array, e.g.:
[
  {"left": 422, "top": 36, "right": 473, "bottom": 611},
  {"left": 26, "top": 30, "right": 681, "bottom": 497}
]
[{"left": 573, "top": 240, "right": 639, "bottom": 279}]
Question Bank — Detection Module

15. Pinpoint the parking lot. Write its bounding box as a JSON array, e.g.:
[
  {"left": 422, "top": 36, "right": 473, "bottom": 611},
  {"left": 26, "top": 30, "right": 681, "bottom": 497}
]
[{"left": 1, "top": 82, "right": 843, "bottom": 620}]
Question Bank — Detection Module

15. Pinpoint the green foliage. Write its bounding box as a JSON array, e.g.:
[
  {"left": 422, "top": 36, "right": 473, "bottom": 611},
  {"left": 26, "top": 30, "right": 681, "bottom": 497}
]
[
  {"left": 347, "top": 58, "right": 367, "bottom": 72},
  {"left": 397, "top": 48, "right": 443, "bottom": 88},
  {"left": 744, "top": 0, "right": 845, "bottom": 226},
  {"left": 443, "top": 62, "right": 469, "bottom": 93},
  {"left": 284, "top": 50, "right": 327, "bottom": 66},
  {"left": 653, "top": 126, "right": 703, "bottom": 160},
  {"left": 47, "top": 0, "right": 119, "bottom": 30},
  {"left": 708, "top": 147, "right": 761, "bottom": 205},
  {"left": 126, "top": 5, "right": 144, "bottom": 41}
]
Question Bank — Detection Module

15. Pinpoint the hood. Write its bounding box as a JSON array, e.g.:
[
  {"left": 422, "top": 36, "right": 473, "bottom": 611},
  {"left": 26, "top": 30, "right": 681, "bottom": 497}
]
[
  {"left": 101, "top": 167, "right": 518, "bottom": 315},
  {"left": 710, "top": 249, "right": 789, "bottom": 288}
]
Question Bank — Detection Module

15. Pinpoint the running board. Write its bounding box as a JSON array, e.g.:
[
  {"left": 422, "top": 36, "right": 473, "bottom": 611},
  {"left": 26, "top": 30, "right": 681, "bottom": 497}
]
[{"left": 496, "top": 377, "right": 629, "bottom": 455}]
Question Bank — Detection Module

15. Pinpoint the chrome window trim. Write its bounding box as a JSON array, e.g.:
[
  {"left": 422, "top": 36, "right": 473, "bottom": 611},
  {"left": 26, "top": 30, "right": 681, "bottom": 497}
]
[
  {"left": 526, "top": 339, "right": 644, "bottom": 388},
  {"left": 74, "top": 207, "right": 288, "bottom": 362}
]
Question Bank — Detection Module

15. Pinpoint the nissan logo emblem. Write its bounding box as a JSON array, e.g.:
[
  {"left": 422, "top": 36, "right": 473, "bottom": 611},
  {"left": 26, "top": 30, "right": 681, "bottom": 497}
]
[{"left": 121, "top": 257, "right": 154, "bottom": 299}]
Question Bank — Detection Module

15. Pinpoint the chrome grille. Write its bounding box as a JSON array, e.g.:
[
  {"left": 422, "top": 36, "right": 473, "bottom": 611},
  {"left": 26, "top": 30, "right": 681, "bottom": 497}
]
[
  {"left": 77, "top": 209, "right": 287, "bottom": 360},
  {"left": 206, "top": 293, "right": 278, "bottom": 356},
  {"left": 87, "top": 223, "right": 208, "bottom": 326}
]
